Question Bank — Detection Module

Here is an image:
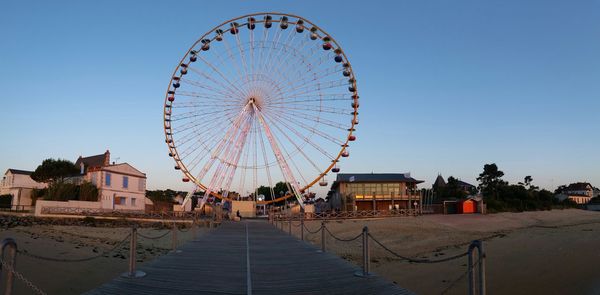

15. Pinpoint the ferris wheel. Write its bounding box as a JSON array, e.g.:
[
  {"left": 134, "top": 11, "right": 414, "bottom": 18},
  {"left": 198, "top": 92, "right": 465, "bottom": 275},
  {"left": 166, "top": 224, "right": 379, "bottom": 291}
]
[{"left": 163, "top": 12, "right": 359, "bottom": 206}]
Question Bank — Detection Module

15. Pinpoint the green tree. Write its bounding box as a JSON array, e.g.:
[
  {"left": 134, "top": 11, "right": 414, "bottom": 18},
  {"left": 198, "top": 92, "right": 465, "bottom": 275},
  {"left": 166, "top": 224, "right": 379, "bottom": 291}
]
[
  {"left": 273, "top": 182, "right": 291, "bottom": 198},
  {"left": 477, "top": 163, "right": 507, "bottom": 200},
  {"left": 31, "top": 158, "right": 79, "bottom": 184}
]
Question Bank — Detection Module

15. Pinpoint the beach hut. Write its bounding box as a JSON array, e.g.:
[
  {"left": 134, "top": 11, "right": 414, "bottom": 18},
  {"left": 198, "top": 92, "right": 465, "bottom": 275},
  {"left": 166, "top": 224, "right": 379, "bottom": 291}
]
[{"left": 458, "top": 199, "right": 476, "bottom": 214}]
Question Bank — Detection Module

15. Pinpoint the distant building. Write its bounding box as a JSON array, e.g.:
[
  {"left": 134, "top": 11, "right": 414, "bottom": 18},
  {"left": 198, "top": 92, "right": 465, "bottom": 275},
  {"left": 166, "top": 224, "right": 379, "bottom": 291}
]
[
  {"left": 556, "top": 182, "right": 595, "bottom": 204},
  {"left": 329, "top": 173, "right": 424, "bottom": 211},
  {"left": 432, "top": 174, "right": 477, "bottom": 195},
  {"left": 0, "top": 169, "right": 47, "bottom": 209},
  {"left": 75, "top": 150, "right": 147, "bottom": 211}
]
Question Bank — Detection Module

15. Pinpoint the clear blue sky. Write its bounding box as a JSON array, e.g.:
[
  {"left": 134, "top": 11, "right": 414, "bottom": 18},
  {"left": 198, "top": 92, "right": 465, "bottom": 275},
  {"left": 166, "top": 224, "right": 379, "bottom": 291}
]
[{"left": 1, "top": 0, "right": 598, "bottom": 192}]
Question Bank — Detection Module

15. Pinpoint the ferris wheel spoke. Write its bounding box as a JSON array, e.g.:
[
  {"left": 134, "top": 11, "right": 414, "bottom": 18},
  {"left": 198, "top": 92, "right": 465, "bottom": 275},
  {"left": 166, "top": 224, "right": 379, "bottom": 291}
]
[
  {"left": 253, "top": 104, "right": 303, "bottom": 200},
  {"left": 256, "top": 116, "right": 276, "bottom": 200},
  {"left": 265, "top": 110, "right": 346, "bottom": 146},
  {"left": 269, "top": 31, "right": 314, "bottom": 76},
  {"left": 233, "top": 31, "right": 252, "bottom": 87},
  {"left": 272, "top": 65, "right": 345, "bottom": 98},
  {"left": 263, "top": 28, "right": 298, "bottom": 76},
  {"left": 221, "top": 37, "right": 251, "bottom": 94},
  {"left": 186, "top": 66, "right": 247, "bottom": 99},
  {"left": 275, "top": 78, "right": 348, "bottom": 100},
  {"left": 265, "top": 103, "right": 349, "bottom": 116},
  {"left": 260, "top": 110, "right": 336, "bottom": 160},
  {"left": 270, "top": 108, "right": 348, "bottom": 130},
  {"left": 176, "top": 90, "right": 240, "bottom": 102},
  {"left": 260, "top": 111, "right": 327, "bottom": 175},
  {"left": 180, "top": 77, "right": 241, "bottom": 99},
  {"left": 170, "top": 106, "right": 241, "bottom": 122},
  {"left": 197, "top": 54, "right": 250, "bottom": 99},
  {"left": 259, "top": 112, "right": 310, "bottom": 188},
  {"left": 208, "top": 112, "right": 253, "bottom": 196}
]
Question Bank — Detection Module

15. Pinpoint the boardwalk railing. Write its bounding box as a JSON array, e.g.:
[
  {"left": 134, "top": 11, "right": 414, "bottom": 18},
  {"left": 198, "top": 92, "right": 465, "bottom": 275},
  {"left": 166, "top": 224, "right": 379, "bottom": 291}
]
[
  {"left": 0, "top": 218, "right": 208, "bottom": 295},
  {"left": 271, "top": 218, "right": 487, "bottom": 295},
  {"left": 271, "top": 209, "right": 420, "bottom": 222}
]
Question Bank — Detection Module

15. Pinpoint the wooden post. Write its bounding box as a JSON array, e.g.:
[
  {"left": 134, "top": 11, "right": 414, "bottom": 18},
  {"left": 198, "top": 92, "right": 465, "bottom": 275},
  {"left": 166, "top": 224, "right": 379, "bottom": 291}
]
[
  {"left": 320, "top": 221, "right": 326, "bottom": 252},
  {"left": 1, "top": 238, "right": 17, "bottom": 294},
  {"left": 288, "top": 219, "right": 292, "bottom": 235},
  {"left": 171, "top": 222, "right": 177, "bottom": 251},
  {"left": 300, "top": 216, "right": 304, "bottom": 241},
  {"left": 121, "top": 227, "right": 146, "bottom": 278}
]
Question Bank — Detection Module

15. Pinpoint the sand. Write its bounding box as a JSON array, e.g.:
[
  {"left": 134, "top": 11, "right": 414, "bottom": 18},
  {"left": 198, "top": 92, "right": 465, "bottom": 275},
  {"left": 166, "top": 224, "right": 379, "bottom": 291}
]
[
  {"left": 0, "top": 222, "right": 207, "bottom": 295},
  {"left": 3, "top": 210, "right": 599, "bottom": 295},
  {"left": 297, "top": 209, "right": 600, "bottom": 295}
]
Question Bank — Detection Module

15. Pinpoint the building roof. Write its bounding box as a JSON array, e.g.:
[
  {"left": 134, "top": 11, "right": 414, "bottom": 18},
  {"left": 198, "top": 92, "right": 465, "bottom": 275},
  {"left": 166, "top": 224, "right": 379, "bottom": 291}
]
[
  {"left": 331, "top": 173, "right": 424, "bottom": 190},
  {"left": 456, "top": 180, "right": 476, "bottom": 188},
  {"left": 75, "top": 150, "right": 110, "bottom": 173},
  {"left": 566, "top": 182, "right": 593, "bottom": 191},
  {"left": 6, "top": 169, "right": 33, "bottom": 175},
  {"left": 433, "top": 175, "right": 447, "bottom": 188}
]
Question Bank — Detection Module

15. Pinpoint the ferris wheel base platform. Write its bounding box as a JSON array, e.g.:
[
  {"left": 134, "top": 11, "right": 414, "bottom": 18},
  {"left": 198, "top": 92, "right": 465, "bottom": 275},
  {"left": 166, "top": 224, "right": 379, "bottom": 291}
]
[{"left": 86, "top": 220, "right": 414, "bottom": 295}]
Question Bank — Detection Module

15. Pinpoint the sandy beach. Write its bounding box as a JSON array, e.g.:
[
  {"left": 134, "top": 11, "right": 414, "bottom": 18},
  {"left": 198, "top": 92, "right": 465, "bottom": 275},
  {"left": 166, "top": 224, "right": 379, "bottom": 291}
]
[
  {"left": 0, "top": 219, "right": 207, "bottom": 295},
  {"left": 298, "top": 209, "right": 600, "bottom": 295},
  {"left": 2, "top": 210, "right": 599, "bottom": 295}
]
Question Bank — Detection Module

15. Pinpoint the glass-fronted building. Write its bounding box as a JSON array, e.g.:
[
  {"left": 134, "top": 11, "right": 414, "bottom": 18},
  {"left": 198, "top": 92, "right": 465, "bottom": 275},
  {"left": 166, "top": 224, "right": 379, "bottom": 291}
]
[{"left": 329, "top": 173, "right": 424, "bottom": 211}]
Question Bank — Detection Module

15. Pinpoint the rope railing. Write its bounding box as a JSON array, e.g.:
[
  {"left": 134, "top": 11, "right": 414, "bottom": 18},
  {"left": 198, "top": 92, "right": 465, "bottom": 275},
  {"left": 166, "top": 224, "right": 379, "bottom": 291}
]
[
  {"left": 0, "top": 257, "right": 47, "bottom": 295},
  {"left": 18, "top": 233, "right": 132, "bottom": 263},
  {"left": 271, "top": 217, "right": 487, "bottom": 295},
  {"left": 324, "top": 227, "right": 363, "bottom": 242},
  {"left": 137, "top": 230, "right": 171, "bottom": 240},
  {"left": 368, "top": 233, "right": 468, "bottom": 264}
]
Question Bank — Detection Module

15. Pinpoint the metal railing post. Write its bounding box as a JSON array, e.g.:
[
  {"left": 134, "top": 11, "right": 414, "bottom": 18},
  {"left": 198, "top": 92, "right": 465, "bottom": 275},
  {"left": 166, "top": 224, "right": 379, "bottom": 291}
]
[
  {"left": 468, "top": 240, "right": 486, "bottom": 295},
  {"left": 121, "top": 226, "right": 146, "bottom": 278},
  {"left": 320, "top": 221, "right": 326, "bottom": 252},
  {"left": 1, "top": 238, "right": 17, "bottom": 294},
  {"left": 300, "top": 217, "right": 304, "bottom": 241},
  {"left": 171, "top": 222, "right": 178, "bottom": 252},
  {"left": 362, "top": 226, "right": 370, "bottom": 276}
]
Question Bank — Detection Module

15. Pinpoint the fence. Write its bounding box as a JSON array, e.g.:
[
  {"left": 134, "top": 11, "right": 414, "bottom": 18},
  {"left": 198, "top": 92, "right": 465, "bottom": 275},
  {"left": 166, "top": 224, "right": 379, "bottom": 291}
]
[
  {"left": 271, "top": 209, "right": 420, "bottom": 222},
  {"left": 0, "top": 218, "right": 212, "bottom": 294},
  {"left": 270, "top": 217, "right": 487, "bottom": 295}
]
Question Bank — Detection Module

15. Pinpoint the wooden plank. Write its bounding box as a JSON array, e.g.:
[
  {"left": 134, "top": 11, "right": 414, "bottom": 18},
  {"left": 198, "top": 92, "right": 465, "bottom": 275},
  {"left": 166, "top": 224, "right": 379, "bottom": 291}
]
[{"left": 86, "top": 220, "right": 414, "bottom": 295}]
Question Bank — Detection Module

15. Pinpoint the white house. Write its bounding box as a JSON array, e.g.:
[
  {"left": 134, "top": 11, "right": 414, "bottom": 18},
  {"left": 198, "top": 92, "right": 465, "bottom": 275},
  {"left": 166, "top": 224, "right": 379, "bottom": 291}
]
[
  {"left": 75, "top": 150, "right": 147, "bottom": 211},
  {"left": 0, "top": 169, "right": 47, "bottom": 209},
  {"left": 35, "top": 150, "right": 149, "bottom": 216},
  {"left": 556, "top": 182, "right": 595, "bottom": 205}
]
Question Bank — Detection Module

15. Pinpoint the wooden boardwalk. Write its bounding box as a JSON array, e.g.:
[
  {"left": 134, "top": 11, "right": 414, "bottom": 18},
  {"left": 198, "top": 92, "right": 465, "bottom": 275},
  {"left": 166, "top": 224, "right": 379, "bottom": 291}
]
[{"left": 86, "top": 220, "right": 414, "bottom": 295}]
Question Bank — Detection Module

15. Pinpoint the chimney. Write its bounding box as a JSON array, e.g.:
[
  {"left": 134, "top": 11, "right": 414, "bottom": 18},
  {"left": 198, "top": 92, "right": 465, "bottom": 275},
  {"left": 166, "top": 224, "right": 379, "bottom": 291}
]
[{"left": 104, "top": 150, "right": 110, "bottom": 166}]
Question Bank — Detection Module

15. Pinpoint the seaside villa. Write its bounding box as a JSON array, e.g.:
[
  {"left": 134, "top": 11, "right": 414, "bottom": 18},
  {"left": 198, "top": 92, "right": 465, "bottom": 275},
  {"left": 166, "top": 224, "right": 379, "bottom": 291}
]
[
  {"left": 556, "top": 182, "right": 595, "bottom": 205},
  {"left": 328, "top": 173, "right": 424, "bottom": 211},
  {"left": 35, "top": 150, "right": 151, "bottom": 215}
]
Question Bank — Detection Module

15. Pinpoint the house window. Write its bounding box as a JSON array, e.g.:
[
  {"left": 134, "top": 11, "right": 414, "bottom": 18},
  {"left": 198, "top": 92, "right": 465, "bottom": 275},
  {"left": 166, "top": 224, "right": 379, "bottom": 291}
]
[
  {"left": 105, "top": 173, "right": 111, "bottom": 186},
  {"left": 138, "top": 179, "right": 145, "bottom": 192},
  {"left": 123, "top": 176, "right": 129, "bottom": 189},
  {"left": 114, "top": 196, "right": 126, "bottom": 205},
  {"left": 131, "top": 198, "right": 136, "bottom": 207}
]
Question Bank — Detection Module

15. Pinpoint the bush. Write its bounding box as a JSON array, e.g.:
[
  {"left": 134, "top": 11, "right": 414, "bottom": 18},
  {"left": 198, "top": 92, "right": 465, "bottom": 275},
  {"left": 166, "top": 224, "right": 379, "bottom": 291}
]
[
  {"left": 46, "top": 182, "right": 79, "bottom": 201},
  {"left": 0, "top": 194, "right": 12, "bottom": 208},
  {"left": 79, "top": 181, "right": 98, "bottom": 201}
]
